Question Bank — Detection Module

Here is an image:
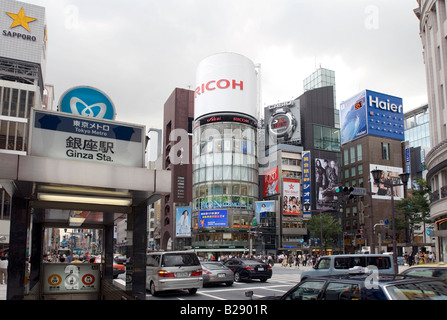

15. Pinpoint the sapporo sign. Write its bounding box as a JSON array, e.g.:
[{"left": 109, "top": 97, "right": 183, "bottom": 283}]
[{"left": 30, "top": 109, "right": 145, "bottom": 167}]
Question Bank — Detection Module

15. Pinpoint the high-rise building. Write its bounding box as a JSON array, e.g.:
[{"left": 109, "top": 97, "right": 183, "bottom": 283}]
[
  {"left": 415, "top": 0, "right": 447, "bottom": 262},
  {"left": 191, "top": 53, "right": 259, "bottom": 259},
  {"left": 0, "top": 0, "right": 47, "bottom": 252},
  {"left": 339, "top": 89, "right": 405, "bottom": 254},
  {"left": 303, "top": 67, "right": 339, "bottom": 128},
  {"left": 161, "top": 88, "right": 194, "bottom": 250}
]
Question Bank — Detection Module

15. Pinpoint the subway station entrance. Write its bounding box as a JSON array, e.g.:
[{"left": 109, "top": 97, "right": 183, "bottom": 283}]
[{"left": 1, "top": 153, "right": 170, "bottom": 300}]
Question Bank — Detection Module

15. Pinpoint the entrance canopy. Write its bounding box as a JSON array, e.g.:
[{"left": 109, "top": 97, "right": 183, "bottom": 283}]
[{"left": 0, "top": 153, "right": 170, "bottom": 224}]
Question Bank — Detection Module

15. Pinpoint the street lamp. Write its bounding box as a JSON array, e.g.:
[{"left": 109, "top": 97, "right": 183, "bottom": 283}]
[{"left": 370, "top": 169, "right": 409, "bottom": 274}]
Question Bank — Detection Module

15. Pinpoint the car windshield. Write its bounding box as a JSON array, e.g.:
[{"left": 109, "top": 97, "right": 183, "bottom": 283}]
[
  {"left": 162, "top": 253, "right": 199, "bottom": 267},
  {"left": 386, "top": 282, "right": 447, "bottom": 300},
  {"left": 283, "top": 281, "right": 325, "bottom": 300}
]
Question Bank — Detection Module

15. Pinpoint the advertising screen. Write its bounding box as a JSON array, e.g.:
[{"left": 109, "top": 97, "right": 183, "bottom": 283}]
[
  {"left": 199, "top": 209, "right": 228, "bottom": 228},
  {"left": 340, "top": 90, "right": 404, "bottom": 144}
]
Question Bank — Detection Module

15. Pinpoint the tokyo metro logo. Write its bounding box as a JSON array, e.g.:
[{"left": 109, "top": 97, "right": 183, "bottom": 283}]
[{"left": 59, "top": 86, "right": 116, "bottom": 120}]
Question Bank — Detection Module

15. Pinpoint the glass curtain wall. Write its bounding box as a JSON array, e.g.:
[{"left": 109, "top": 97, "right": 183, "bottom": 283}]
[{"left": 192, "top": 118, "right": 258, "bottom": 246}]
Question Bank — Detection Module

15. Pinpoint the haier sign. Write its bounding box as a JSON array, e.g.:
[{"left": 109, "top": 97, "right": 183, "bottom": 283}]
[{"left": 340, "top": 89, "right": 404, "bottom": 144}]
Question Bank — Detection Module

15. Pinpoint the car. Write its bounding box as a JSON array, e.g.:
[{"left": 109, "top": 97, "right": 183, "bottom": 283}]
[
  {"left": 400, "top": 263, "right": 447, "bottom": 281},
  {"left": 201, "top": 261, "right": 234, "bottom": 286},
  {"left": 223, "top": 258, "right": 272, "bottom": 282},
  {"left": 263, "top": 272, "right": 447, "bottom": 300},
  {"left": 114, "top": 254, "right": 127, "bottom": 265},
  {"left": 300, "top": 254, "right": 394, "bottom": 281},
  {"left": 94, "top": 256, "right": 125, "bottom": 279},
  {"left": 146, "top": 251, "right": 203, "bottom": 295}
]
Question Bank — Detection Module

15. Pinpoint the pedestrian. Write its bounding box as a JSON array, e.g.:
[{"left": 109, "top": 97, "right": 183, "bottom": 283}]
[
  {"left": 0, "top": 255, "right": 7, "bottom": 285},
  {"left": 408, "top": 252, "right": 414, "bottom": 266}
]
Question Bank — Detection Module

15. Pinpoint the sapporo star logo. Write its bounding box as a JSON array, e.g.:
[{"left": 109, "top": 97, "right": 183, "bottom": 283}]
[{"left": 6, "top": 7, "right": 36, "bottom": 32}]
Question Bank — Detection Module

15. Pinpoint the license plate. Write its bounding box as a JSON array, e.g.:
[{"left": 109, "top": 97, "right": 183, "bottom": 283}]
[
  {"left": 217, "top": 273, "right": 225, "bottom": 278},
  {"left": 258, "top": 267, "right": 264, "bottom": 271},
  {"left": 176, "top": 272, "right": 188, "bottom": 277}
]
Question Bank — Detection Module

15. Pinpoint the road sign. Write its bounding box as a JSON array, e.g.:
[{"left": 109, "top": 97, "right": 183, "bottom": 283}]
[{"left": 351, "top": 187, "right": 366, "bottom": 196}]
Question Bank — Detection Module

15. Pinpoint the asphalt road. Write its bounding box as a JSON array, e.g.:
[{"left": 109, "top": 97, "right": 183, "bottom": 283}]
[{"left": 145, "top": 264, "right": 304, "bottom": 300}]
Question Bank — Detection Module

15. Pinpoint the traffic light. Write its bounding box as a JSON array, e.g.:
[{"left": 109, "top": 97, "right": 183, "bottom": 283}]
[{"left": 335, "top": 186, "right": 357, "bottom": 200}]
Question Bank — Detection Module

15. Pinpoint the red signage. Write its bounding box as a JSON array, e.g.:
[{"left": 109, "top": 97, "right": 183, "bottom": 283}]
[
  {"left": 195, "top": 79, "right": 244, "bottom": 98},
  {"left": 263, "top": 167, "right": 279, "bottom": 197}
]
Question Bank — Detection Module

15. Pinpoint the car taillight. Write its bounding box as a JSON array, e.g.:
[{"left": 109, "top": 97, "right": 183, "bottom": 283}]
[
  {"left": 190, "top": 269, "right": 202, "bottom": 277},
  {"left": 245, "top": 266, "right": 254, "bottom": 270},
  {"left": 158, "top": 270, "right": 175, "bottom": 278},
  {"left": 203, "top": 270, "right": 212, "bottom": 275},
  {"left": 268, "top": 266, "right": 272, "bottom": 270}
]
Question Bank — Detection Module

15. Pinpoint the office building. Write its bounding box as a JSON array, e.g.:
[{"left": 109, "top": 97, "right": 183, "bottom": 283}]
[
  {"left": 339, "top": 89, "right": 406, "bottom": 253},
  {"left": 415, "top": 0, "right": 447, "bottom": 261}
]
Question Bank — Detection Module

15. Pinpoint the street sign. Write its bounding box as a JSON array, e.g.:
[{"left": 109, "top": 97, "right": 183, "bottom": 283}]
[{"left": 351, "top": 187, "right": 366, "bottom": 196}]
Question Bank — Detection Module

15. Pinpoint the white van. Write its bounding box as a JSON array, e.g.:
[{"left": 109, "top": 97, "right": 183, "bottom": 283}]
[
  {"left": 146, "top": 251, "right": 203, "bottom": 295},
  {"left": 301, "top": 254, "right": 394, "bottom": 280}
]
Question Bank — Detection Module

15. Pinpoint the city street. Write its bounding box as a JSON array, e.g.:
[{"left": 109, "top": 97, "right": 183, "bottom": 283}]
[{"left": 145, "top": 264, "right": 306, "bottom": 301}]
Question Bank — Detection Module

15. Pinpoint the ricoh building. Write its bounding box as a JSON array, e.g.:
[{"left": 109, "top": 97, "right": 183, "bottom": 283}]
[{"left": 191, "top": 53, "right": 259, "bottom": 258}]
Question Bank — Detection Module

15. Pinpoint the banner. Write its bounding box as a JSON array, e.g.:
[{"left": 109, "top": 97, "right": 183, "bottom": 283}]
[
  {"left": 302, "top": 151, "right": 311, "bottom": 215},
  {"left": 175, "top": 207, "right": 191, "bottom": 237},
  {"left": 283, "top": 178, "right": 301, "bottom": 215}
]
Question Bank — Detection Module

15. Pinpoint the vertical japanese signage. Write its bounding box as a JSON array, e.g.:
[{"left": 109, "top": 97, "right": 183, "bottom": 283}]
[
  {"left": 30, "top": 109, "right": 145, "bottom": 167},
  {"left": 302, "top": 151, "right": 311, "bottom": 216}
]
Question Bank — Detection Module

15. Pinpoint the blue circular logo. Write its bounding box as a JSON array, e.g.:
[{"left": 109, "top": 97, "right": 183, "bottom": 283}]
[{"left": 59, "top": 86, "right": 116, "bottom": 120}]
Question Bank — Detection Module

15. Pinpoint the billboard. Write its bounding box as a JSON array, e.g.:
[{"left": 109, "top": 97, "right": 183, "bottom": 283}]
[
  {"left": 59, "top": 86, "right": 116, "bottom": 120},
  {"left": 30, "top": 109, "right": 145, "bottom": 167},
  {"left": 315, "top": 158, "right": 339, "bottom": 210},
  {"left": 262, "top": 166, "right": 279, "bottom": 197},
  {"left": 194, "top": 52, "right": 258, "bottom": 120},
  {"left": 254, "top": 200, "right": 275, "bottom": 227},
  {"left": 264, "top": 100, "right": 301, "bottom": 145},
  {"left": 0, "top": 0, "right": 47, "bottom": 67},
  {"left": 175, "top": 207, "right": 191, "bottom": 237},
  {"left": 199, "top": 209, "right": 227, "bottom": 228},
  {"left": 283, "top": 178, "right": 301, "bottom": 215},
  {"left": 369, "top": 164, "right": 404, "bottom": 200},
  {"left": 340, "top": 90, "right": 404, "bottom": 144}
]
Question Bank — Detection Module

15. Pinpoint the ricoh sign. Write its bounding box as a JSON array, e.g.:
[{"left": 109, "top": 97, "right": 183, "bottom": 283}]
[
  {"left": 194, "top": 53, "right": 258, "bottom": 120},
  {"left": 340, "top": 89, "right": 404, "bottom": 144}
]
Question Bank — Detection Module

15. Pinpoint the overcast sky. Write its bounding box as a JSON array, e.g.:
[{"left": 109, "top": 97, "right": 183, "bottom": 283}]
[{"left": 26, "top": 0, "right": 427, "bottom": 130}]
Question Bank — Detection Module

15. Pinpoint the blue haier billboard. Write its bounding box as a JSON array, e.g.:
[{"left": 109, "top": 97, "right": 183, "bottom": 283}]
[{"left": 340, "top": 89, "right": 404, "bottom": 144}]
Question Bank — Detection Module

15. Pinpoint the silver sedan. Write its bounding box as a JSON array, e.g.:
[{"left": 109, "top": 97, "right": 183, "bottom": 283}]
[{"left": 201, "top": 261, "right": 234, "bottom": 286}]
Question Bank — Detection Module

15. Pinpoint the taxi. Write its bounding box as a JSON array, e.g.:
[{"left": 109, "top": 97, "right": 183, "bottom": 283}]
[
  {"left": 263, "top": 267, "right": 447, "bottom": 300},
  {"left": 400, "top": 263, "right": 447, "bottom": 281}
]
